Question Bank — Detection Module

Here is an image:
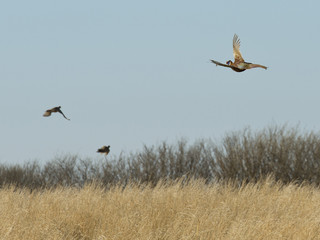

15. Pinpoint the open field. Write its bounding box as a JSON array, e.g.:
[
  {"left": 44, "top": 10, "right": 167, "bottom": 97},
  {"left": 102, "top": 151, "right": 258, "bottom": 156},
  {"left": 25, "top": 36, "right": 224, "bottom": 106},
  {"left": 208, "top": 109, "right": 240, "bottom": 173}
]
[{"left": 1, "top": 178, "right": 320, "bottom": 239}]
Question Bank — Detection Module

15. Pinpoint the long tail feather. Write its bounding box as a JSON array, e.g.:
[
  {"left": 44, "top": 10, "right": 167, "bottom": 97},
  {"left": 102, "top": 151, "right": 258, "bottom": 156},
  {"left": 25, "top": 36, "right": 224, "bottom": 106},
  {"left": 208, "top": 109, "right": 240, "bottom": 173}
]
[{"left": 248, "top": 64, "right": 267, "bottom": 70}]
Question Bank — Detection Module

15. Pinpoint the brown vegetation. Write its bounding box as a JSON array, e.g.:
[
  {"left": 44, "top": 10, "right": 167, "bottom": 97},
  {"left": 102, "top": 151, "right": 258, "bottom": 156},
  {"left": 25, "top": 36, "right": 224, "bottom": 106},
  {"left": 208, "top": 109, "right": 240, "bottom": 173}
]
[
  {"left": 1, "top": 178, "right": 320, "bottom": 239},
  {"left": 2, "top": 125, "right": 320, "bottom": 239}
]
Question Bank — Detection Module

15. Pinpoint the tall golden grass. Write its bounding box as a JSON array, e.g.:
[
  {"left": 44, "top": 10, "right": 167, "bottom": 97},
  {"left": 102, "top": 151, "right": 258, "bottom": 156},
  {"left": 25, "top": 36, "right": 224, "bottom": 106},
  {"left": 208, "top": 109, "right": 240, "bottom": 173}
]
[{"left": 1, "top": 178, "right": 320, "bottom": 239}]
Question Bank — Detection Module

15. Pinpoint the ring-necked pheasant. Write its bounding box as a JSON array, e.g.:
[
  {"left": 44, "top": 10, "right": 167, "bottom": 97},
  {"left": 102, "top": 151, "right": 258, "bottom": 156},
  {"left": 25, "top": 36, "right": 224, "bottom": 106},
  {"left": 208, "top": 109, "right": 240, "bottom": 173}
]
[
  {"left": 211, "top": 34, "right": 267, "bottom": 72},
  {"left": 43, "top": 106, "right": 70, "bottom": 120},
  {"left": 97, "top": 145, "right": 110, "bottom": 155}
]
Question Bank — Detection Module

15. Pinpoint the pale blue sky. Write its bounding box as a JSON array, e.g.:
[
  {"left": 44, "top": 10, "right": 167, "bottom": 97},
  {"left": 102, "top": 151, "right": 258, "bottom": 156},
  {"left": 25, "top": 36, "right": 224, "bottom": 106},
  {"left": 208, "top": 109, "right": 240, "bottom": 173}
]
[{"left": 1, "top": 1, "right": 320, "bottom": 164}]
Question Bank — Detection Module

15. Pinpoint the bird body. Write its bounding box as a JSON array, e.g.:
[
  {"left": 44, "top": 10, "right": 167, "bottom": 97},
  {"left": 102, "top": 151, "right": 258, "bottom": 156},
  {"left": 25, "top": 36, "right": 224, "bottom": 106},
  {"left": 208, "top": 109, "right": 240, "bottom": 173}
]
[
  {"left": 43, "top": 106, "right": 70, "bottom": 120},
  {"left": 97, "top": 145, "right": 110, "bottom": 155},
  {"left": 211, "top": 34, "right": 267, "bottom": 72}
]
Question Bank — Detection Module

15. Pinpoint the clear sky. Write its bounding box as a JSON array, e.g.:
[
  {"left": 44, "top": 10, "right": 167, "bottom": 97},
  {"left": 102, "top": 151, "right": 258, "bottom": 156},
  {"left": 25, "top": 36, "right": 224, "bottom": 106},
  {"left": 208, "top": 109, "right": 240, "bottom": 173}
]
[{"left": 1, "top": 1, "right": 320, "bottom": 164}]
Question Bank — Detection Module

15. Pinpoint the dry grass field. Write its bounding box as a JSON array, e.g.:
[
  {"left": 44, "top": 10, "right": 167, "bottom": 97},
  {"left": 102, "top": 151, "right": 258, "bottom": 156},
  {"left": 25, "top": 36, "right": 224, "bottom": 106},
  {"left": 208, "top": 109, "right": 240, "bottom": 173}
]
[{"left": 1, "top": 178, "right": 320, "bottom": 240}]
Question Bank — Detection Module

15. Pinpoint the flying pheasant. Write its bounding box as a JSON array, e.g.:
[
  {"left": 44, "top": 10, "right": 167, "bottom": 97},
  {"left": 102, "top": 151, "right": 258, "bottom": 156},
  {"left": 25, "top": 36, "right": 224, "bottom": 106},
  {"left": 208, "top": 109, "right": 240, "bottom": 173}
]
[
  {"left": 211, "top": 34, "right": 267, "bottom": 72},
  {"left": 43, "top": 106, "right": 70, "bottom": 120},
  {"left": 97, "top": 145, "right": 110, "bottom": 155}
]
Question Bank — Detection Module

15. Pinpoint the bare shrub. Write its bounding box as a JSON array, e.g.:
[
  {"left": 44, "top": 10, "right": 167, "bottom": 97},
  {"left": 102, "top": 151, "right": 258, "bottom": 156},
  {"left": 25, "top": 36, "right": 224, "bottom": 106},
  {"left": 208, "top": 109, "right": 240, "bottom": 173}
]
[
  {"left": 211, "top": 125, "right": 320, "bottom": 184},
  {"left": 1, "top": 125, "right": 320, "bottom": 189}
]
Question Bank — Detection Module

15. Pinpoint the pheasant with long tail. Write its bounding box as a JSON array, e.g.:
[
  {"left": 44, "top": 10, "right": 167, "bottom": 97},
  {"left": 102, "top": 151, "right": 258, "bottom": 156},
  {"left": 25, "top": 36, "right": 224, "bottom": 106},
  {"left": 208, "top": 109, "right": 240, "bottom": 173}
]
[{"left": 211, "top": 34, "right": 267, "bottom": 72}]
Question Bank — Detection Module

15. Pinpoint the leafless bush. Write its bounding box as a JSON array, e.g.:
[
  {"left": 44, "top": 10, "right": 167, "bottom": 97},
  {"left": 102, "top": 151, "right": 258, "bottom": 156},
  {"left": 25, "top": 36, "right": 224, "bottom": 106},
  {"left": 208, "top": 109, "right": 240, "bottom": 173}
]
[
  {"left": 0, "top": 161, "right": 43, "bottom": 189},
  {"left": 211, "top": 125, "right": 320, "bottom": 184},
  {"left": 1, "top": 125, "right": 320, "bottom": 189}
]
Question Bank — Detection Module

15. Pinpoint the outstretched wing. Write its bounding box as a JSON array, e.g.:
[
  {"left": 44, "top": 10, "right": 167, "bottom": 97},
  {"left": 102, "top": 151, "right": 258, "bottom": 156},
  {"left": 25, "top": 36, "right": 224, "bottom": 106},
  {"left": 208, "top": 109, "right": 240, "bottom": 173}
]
[
  {"left": 210, "top": 59, "right": 241, "bottom": 71},
  {"left": 57, "top": 109, "right": 70, "bottom": 120},
  {"left": 233, "top": 34, "right": 244, "bottom": 64},
  {"left": 43, "top": 110, "right": 52, "bottom": 117}
]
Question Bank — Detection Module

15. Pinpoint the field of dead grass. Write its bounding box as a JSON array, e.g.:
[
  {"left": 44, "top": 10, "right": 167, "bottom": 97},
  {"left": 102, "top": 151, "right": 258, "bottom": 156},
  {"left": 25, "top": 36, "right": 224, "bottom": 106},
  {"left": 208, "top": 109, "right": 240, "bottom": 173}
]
[{"left": 1, "top": 178, "right": 320, "bottom": 240}]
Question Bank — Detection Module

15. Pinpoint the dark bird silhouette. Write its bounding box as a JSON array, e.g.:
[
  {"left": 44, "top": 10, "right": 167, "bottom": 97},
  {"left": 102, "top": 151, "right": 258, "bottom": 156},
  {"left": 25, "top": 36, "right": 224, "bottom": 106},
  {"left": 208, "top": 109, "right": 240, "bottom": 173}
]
[
  {"left": 43, "top": 106, "right": 70, "bottom": 120},
  {"left": 97, "top": 145, "right": 110, "bottom": 155},
  {"left": 211, "top": 34, "right": 267, "bottom": 72}
]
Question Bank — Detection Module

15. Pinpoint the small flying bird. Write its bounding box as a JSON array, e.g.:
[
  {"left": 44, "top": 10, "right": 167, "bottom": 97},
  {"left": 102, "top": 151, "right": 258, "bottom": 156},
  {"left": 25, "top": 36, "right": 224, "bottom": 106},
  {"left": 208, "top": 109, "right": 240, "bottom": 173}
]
[
  {"left": 97, "top": 145, "right": 110, "bottom": 155},
  {"left": 211, "top": 34, "right": 267, "bottom": 72},
  {"left": 43, "top": 106, "right": 70, "bottom": 120}
]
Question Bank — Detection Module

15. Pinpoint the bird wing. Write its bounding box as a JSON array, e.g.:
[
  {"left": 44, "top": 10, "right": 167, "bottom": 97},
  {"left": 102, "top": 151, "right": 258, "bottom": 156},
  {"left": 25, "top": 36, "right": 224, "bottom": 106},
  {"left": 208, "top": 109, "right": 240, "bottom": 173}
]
[
  {"left": 57, "top": 109, "right": 70, "bottom": 120},
  {"left": 210, "top": 59, "right": 241, "bottom": 71},
  {"left": 233, "top": 34, "right": 244, "bottom": 64},
  {"left": 43, "top": 110, "right": 52, "bottom": 117}
]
